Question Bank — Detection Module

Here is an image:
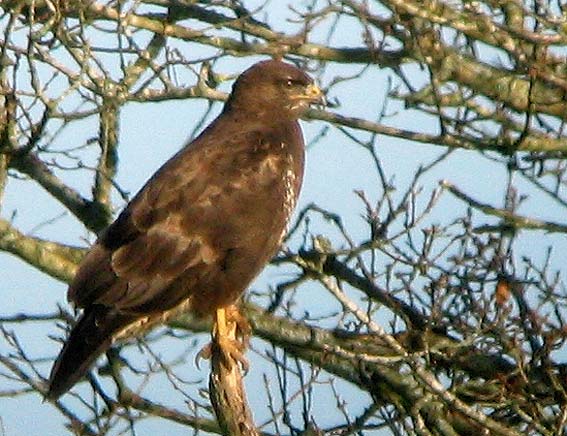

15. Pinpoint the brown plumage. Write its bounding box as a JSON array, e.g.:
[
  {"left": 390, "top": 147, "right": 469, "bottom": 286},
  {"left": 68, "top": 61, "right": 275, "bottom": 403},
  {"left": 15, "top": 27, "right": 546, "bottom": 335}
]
[{"left": 46, "top": 60, "right": 323, "bottom": 400}]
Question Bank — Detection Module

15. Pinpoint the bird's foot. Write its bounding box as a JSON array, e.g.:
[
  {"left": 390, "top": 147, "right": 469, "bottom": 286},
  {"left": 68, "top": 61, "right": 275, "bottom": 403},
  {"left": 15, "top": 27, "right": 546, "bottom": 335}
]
[
  {"left": 225, "top": 304, "right": 252, "bottom": 348},
  {"left": 195, "top": 305, "right": 250, "bottom": 372},
  {"left": 213, "top": 332, "right": 250, "bottom": 372},
  {"left": 196, "top": 336, "right": 249, "bottom": 372}
]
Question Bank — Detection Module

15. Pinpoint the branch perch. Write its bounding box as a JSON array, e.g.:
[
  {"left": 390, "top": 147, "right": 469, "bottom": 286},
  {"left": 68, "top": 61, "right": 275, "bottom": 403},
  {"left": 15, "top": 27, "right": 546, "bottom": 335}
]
[{"left": 209, "top": 306, "right": 259, "bottom": 436}]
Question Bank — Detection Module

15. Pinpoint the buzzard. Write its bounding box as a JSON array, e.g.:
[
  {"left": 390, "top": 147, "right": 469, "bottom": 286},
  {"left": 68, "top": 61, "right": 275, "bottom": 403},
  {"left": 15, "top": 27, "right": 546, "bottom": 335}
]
[{"left": 46, "top": 59, "right": 323, "bottom": 399}]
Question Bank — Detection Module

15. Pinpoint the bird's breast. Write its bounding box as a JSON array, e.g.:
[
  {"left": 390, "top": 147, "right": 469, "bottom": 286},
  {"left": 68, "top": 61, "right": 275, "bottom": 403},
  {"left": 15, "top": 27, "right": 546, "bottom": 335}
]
[{"left": 281, "top": 151, "right": 299, "bottom": 228}]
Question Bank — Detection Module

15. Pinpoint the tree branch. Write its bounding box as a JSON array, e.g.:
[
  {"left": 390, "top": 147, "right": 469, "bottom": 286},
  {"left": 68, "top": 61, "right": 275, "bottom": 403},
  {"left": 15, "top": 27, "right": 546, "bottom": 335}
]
[
  {"left": 9, "top": 153, "right": 111, "bottom": 233},
  {"left": 0, "top": 218, "right": 83, "bottom": 283}
]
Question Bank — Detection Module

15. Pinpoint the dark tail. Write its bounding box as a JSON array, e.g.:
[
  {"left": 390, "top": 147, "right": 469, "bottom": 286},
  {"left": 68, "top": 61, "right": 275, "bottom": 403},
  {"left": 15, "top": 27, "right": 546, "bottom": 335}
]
[{"left": 46, "top": 305, "right": 136, "bottom": 400}]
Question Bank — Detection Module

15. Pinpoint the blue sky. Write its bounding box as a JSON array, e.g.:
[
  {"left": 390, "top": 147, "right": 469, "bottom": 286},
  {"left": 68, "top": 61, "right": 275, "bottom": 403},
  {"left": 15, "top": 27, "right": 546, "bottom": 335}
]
[{"left": 1, "top": 2, "right": 567, "bottom": 435}]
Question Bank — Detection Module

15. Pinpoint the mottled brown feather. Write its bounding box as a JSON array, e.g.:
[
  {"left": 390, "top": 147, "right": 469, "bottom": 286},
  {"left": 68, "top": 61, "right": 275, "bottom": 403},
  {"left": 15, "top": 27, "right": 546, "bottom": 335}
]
[{"left": 46, "top": 60, "right": 319, "bottom": 399}]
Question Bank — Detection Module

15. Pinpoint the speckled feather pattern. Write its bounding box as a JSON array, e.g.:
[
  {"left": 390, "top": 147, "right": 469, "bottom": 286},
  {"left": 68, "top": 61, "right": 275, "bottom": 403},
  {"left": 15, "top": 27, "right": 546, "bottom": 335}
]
[{"left": 46, "top": 60, "right": 317, "bottom": 399}]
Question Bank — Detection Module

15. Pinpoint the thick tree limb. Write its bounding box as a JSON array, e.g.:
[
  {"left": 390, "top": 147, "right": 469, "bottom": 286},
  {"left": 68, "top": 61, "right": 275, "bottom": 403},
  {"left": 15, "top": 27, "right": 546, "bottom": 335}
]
[
  {"left": 9, "top": 153, "right": 111, "bottom": 233},
  {"left": 0, "top": 218, "right": 83, "bottom": 282},
  {"left": 208, "top": 307, "right": 259, "bottom": 436}
]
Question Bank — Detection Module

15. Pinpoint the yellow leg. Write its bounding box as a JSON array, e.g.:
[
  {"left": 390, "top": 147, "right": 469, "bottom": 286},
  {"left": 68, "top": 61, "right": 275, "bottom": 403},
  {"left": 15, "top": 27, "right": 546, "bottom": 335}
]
[
  {"left": 196, "top": 305, "right": 250, "bottom": 372},
  {"left": 215, "top": 307, "right": 227, "bottom": 339}
]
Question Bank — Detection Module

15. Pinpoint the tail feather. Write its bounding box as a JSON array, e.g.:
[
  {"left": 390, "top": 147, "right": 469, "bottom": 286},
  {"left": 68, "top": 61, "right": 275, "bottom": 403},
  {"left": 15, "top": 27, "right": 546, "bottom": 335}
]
[{"left": 46, "top": 305, "right": 136, "bottom": 400}]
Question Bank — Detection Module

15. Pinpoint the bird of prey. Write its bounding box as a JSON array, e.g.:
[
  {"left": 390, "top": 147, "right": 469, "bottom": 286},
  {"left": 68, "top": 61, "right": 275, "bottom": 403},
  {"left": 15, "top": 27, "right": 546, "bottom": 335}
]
[{"left": 46, "top": 59, "right": 324, "bottom": 400}]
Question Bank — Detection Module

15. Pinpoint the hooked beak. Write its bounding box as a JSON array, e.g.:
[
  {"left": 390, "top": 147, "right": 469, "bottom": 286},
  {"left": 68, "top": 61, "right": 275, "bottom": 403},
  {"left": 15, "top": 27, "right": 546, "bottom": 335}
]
[{"left": 293, "top": 83, "right": 326, "bottom": 106}]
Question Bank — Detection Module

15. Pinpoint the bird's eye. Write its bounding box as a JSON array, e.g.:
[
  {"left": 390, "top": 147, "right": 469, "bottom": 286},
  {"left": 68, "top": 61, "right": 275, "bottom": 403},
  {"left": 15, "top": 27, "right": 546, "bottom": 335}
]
[{"left": 285, "top": 79, "right": 294, "bottom": 87}]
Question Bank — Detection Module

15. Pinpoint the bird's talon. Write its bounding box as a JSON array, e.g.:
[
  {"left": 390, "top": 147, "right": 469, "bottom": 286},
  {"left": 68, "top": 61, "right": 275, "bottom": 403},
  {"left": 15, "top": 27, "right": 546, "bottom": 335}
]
[
  {"left": 225, "top": 305, "right": 252, "bottom": 347},
  {"left": 195, "top": 343, "right": 213, "bottom": 369},
  {"left": 214, "top": 335, "right": 249, "bottom": 372},
  {"left": 195, "top": 331, "right": 249, "bottom": 372}
]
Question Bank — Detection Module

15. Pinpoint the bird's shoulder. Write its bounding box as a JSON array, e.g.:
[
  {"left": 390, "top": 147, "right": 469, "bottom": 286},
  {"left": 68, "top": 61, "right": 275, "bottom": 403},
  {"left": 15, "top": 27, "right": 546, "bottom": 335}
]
[
  {"left": 68, "top": 117, "right": 302, "bottom": 309},
  {"left": 102, "top": 118, "right": 302, "bottom": 247}
]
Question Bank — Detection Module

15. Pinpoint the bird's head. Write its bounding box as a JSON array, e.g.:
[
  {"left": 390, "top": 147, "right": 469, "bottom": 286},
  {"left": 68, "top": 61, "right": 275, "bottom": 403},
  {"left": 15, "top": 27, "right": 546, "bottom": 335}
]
[{"left": 224, "top": 59, "right": 325, "bottom": 120}]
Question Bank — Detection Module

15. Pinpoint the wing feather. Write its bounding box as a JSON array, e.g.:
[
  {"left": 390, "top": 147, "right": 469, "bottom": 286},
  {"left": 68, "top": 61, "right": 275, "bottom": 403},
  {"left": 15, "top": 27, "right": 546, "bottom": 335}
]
[{"left": 69, "top": 126, "right": 264, "bottom": 312}]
